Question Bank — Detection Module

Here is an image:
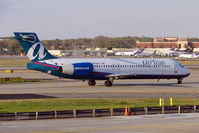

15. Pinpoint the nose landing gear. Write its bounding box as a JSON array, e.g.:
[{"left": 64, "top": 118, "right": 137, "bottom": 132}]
[{"left": 177, "top": 78, "right": 182, "bottom": 84}]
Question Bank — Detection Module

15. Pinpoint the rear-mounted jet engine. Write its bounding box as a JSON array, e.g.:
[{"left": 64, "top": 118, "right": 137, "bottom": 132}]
[{"left": 59, "top": 62, "right": 93, "bottom": 75}]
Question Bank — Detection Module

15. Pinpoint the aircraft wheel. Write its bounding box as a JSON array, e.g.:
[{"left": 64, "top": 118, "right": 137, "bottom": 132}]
[
  {"left": 177, "top": 79, "right": 182, "bottom": 84},
  {"left": 88, "top": 80, "right": 96, "bottom": 86},
  {"left": 105, "top": 80, "right": 113, "bottom": 87}
]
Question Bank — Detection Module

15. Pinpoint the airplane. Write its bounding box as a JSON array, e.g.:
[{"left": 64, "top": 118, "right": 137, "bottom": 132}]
[
  {"left": 178, "top": 53, "right": 199, "bottom": 59},
  {"left": 135, "top": 50, "right": 156, "bottom": 57},
  {"left": 114, "top": 49, "right": 144, "bottom": 56},
  {"left": 0, "top": 32, "right": 190, "bottom": 86},
  {"left": 156, "top": 48, "right": 186, "bottom": 57}
]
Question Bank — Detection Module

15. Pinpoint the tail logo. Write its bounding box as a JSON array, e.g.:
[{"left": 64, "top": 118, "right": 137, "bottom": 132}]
[
  {"left": 20, "top": 34, "right": 37, "bottom": 43},
  {"left": 27, "top": 42, "right": 47, "bottom": 61}
]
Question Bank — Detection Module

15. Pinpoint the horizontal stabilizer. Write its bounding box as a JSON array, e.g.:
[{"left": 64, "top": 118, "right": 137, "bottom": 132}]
[{"left": 0, "top": 37, "right": 14, "bottom": 39}]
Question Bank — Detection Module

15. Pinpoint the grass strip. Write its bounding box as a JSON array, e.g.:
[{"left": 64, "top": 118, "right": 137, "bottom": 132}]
[
  {"left": 0, "top": 59, "right": 30, "bottom": 66},
  {"left": 0, "top": 98, "right": 199, "bottom": 113}
]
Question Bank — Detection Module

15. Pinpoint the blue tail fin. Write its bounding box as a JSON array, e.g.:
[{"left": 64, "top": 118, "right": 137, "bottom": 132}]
[
  {"left": 14, "top": 32, "right": 57, "bottom": 62},
  {"left": 135, "top": 48, "right": 144, "bottom": 54}
]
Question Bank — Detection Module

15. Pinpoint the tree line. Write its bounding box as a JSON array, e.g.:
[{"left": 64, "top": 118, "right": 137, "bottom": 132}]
[
  {"left": 0, "top": 36, "right": 153, "bottom": 55},
  {"left": 41, "top": 36, "right": 154, "bottom": 50},
  {"left": 0, "top": 36, "right": 198, "bottom": 55}
]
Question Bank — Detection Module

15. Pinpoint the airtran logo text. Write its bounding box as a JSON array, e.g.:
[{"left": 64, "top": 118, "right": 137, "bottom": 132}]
[
  {"left": 74, "top": 67, "right": 90, "bottom": 70},
  {"left": 143, "top": 60, "right": 166, "bottom": 66}
]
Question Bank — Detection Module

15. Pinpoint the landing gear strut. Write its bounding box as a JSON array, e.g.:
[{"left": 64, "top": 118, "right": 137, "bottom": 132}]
[
  {"left": 177, "top": 78, "right": 182, "bottom": 84},
  {"left": 105, "top": 80, "right": 113, "bottom": 87},
  {"left": 88, "top": 80, "right": 96, "bottom": 86}
]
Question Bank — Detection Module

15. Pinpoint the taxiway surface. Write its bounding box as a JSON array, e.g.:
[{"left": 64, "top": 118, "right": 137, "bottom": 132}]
[{"left": 0, "top": 69, "right": 199, "bottom": 99}]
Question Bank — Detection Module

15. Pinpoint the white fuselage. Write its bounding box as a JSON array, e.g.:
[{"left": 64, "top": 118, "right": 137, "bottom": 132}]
[
  {"left": 40, "top": 58, "right": 190, "bottom": 78},
  {"left": 115, "top": 52, "right": 136, "bottom": 56},
  {"left": 179, "top": 54, "right": 199, "bottom": 59}
]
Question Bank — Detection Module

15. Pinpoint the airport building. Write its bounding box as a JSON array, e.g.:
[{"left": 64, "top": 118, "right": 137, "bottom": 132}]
[
  {"left": 48, "top": 50, "right": 65, "bottom": 56},
  {"left": 136, "top": 37, "right": 199, "bottom": 49}
]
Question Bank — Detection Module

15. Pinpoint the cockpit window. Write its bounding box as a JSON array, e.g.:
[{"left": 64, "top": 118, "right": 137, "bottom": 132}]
[
  {"left": 179, "top": 63, "right": 184, "bottom": 68},
  {"left": 177, "top": 62, "right": 184, "bottom": 68}
]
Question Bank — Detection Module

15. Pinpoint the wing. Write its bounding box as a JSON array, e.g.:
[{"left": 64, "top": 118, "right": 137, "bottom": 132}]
[{"left": 105, "top": 73, "right": 137, "bottom": 79}]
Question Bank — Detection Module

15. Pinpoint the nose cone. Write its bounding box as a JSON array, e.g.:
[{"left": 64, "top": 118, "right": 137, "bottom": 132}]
[{"left": 184, "top": 68, "right": 190, "bottom": 77}]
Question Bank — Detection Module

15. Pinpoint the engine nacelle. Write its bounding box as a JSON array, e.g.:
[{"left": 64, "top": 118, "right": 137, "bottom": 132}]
[{"left": 59, "top": 62, "right": 93, "bottom": 75}]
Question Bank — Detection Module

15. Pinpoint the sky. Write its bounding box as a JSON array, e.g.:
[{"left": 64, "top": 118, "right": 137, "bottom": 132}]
[{"left": 0, "top": 0, "right": 199, "bottom": 40}]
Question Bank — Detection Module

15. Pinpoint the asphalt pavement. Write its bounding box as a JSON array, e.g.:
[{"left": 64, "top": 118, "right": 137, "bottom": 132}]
[{"left": 1, "top": 113, "right": 199, "bottom": 133}]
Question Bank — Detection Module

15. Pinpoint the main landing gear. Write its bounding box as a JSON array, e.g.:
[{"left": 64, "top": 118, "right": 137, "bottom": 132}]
[
  {"left": 105, "top": 80, "right": 113, "bottom": 87},
  {"left": 88, "top": 80, "right": 96, "bottom": 86},
  {"left": 87, "top": 79, "right": 114, "bottom": 87},
  {"left": 177, "top": 78, "right": 183, "bottom": 84}
]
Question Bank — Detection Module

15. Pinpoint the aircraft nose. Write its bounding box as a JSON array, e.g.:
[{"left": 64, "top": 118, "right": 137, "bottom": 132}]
[{"left": 185, "top": 68, "right": 190, "bottom": 75}]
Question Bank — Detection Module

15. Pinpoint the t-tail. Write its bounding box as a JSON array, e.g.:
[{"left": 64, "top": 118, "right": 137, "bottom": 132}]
[
  {"left": 14, "top": 32, "right": 57, "bottom": 62},
  {"left": 135, "top": 48, "right": 144, "bottom": 54}
]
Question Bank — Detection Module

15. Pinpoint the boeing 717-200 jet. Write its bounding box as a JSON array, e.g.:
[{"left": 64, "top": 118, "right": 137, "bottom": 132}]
[{"left": 0, "top": 32, "right": 190, "bottom": 86}]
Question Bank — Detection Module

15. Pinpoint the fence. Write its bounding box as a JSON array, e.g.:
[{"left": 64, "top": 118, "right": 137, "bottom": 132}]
[{"left": 0, "top": 105, "right": 199, "bottom": 121}]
